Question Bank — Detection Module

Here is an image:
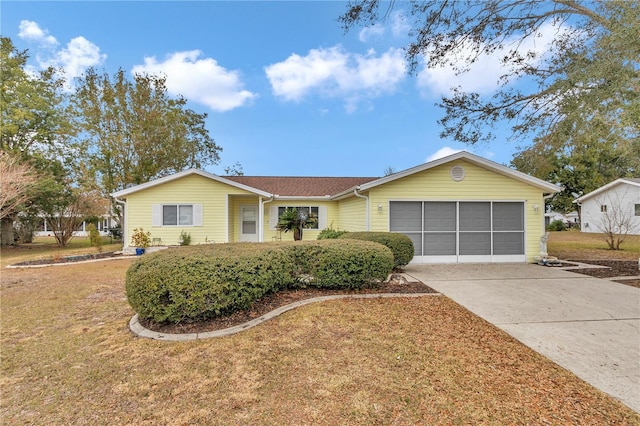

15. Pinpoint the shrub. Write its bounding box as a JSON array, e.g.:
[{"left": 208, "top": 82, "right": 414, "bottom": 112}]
[
  {"left": 339, "top": 232, "right": 414, "bottom": 268},
  {"left": 547, "top": 219, "right": 566, "bottom": 232},
  {"left": 86, "top": 223, "right": 103, "bottom": 253},
  {"left": 317, "top": 227, "right": 349, "bottom": 239},
  {"left": 126, "top": 244, "right": 296, "bottom": 323},
  {"left": 126, "top": 240, "right": 394, "bottom": 323},
  {"left": 179, "top": 230, "right": 191, "bottom": 246},
  {"left": 131, "top": 227, "right": 151, "bottom": 248},
  {"left": 291, "top": 240, "right": 393, "bottom": 289}
]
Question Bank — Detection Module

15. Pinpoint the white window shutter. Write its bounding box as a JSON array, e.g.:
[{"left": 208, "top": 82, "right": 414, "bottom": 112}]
[
  {"left": 152, "top": 204, "right": 162, "bottom": 227},
  {"left": 193, "top": 204, "right": 203, "bottom": 226},
  {"left": 269, "top": 206, "right": 279, "bottom": 229},
  {"left": 318, "top": 205, "right": 328, "bottom": 229}
]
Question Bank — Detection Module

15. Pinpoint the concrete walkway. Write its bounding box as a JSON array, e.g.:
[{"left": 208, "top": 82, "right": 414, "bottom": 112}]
[{"left": 404, "top": 263, "right": 640, "bottom": 413}]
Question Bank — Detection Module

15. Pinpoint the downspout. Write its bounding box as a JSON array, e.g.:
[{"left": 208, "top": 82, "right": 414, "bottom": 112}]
[
  {"left": 353, "top": 188, "right": 370, "bottom": 231},
  {"left": 114, "top": 197, "right": 127, "bottom": 248},
  {"left": 259, "top": 195, "right": 274, "bottom": 242}
]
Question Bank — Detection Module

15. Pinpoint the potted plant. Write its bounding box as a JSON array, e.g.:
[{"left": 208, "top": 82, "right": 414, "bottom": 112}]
[{"left": 131, "top": 227, "right": 151, "bottom": 255}]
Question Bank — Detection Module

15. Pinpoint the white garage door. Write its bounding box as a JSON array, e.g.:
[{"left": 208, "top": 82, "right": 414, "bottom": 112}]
[{"left": 390, "top": 201, "right": 525, "bottom": 263}]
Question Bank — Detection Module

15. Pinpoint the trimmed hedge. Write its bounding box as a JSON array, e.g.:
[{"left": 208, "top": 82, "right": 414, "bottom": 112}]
[
  {"left": 338, "top": 232, "right": 414, "bottom": 268},
  {"left": 126, "top": 240, "right": 394, "bottom": 323}
]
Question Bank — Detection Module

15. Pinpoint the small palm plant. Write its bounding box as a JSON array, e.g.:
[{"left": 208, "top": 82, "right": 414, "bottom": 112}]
[{"left": 276, "top": 208, "right": 318, "bottom": 241}]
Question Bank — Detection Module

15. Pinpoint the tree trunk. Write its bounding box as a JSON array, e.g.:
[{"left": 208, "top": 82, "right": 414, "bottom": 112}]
[
  {"left": 294, "top": 227, "right": 303, "bottom": 241},
  {"left": 0, "top": 216, "right": 16, "bottom": 245}
]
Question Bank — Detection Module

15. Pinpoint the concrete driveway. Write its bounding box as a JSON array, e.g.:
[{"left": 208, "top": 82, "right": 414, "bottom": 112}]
[{"left": 404, "top": 263, "right": 640, "bottom": 413}]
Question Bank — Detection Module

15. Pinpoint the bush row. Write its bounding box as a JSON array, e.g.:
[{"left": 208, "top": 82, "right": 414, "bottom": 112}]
[
  {"left": 338, "top": 232, "right": 414, "bottom": 268},
  {"left": 126, "top": 240, "right": 394, "bottom": 324}
]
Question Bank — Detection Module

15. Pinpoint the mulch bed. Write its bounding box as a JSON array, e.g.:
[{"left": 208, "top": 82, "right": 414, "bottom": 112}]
[
  {"left": 12, "top": 251, "right": 123, "bottom": 266},
  {"left": 566, "top": 259, "right": 640, "bottom": 288},
  {"left": 140, "top": 276, "right": 437, "bottom": 334}
]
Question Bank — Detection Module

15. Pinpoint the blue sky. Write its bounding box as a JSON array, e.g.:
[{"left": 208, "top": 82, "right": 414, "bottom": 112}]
[{"left": 2, "top": 1, "right": 552, "bottom": 177}]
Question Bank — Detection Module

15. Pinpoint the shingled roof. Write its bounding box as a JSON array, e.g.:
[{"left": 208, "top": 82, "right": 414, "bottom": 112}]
[{"left": 224, "top": 176, "right": 378, "bottom": 197}]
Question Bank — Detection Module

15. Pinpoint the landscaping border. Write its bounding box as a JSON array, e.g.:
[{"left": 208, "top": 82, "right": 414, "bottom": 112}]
[{"left": 129, "top": 292, "right": 441, "bottom": 341}]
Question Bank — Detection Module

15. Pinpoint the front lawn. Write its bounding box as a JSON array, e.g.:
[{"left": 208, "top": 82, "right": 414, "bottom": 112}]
[
  {"left": 548, "top": 229, "right": 640, "bottom": 260},
  {"left": 1, "top": 255, "right": 637, "bottom": 423}
]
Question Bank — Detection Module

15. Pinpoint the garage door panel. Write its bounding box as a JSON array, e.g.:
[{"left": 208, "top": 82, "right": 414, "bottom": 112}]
[
  {"left": 389, "top": 202, "right": 422, "bottom": 231},
  {"left": 493, "top": 202, "right": 524, "bottom": 231},
  {"left": 459, "top": 202, "right": 491, "bottom": 231},
  {"left": 424, "top": 202, "right": 456, "bottom": 231},
  {"left": 392, "top": 201, "right": 525, "bottom": 263},
  {"left": 459, "top": 232, "right": 491, "bottom": 255},
  {"left": 424, "top": 232, "right": 456, "bottom": 255},
  {"left": 493, "top": 232, "right": 524, "bottom": 255}
]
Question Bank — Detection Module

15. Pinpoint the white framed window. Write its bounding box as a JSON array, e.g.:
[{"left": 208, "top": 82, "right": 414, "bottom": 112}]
[
  {"left": 152, "top": 204, "right": 202, "bottom": 226},
  {"left": 600, "top": 205, "right": 608, "bottom": 213},
  {"left": 270, "top": 205, "right": 327, "bottom": 230},
  {"left": 635, "top": 204, "right": 640, "bottom": 216}
]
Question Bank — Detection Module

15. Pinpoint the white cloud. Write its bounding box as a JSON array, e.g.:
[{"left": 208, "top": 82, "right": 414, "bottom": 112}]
[
  {"left": 51, "top": 37, "right": 106, "bottom": 84},
  {"left": 417, "top": 22, "right": 563, "bottom": 96},
  {"left": 132, "top": 50, "right": 257, "bottom": 112},
  {"left": 265, "top": 45, "right": 406, "bottom": 111},
  {"left": 359, "top": 24, "right": 385, "bottom": 43},
  {"left": 18, "top": 20, "right": 58, "bottom": 46},
  {"left": 425, "top": 147, "right": 463, "bottom": 162},
  {"left": 17, "top": 20, "right": 105, "bottom": 90}
]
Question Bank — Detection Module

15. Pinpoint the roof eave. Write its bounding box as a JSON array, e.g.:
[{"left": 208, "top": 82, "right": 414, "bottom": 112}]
[{"left": 110, "top": 169, "right": 272, "bottom": 198}]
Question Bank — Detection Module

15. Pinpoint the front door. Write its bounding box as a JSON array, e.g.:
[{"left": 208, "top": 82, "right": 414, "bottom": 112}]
[{"left": 239, "top": 205, "right": 258, "bottom": 242}]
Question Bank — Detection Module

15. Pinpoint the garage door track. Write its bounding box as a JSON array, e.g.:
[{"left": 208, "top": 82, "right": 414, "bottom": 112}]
[{"left": 404, "top": 263, "right": 640, "bottom": 413}]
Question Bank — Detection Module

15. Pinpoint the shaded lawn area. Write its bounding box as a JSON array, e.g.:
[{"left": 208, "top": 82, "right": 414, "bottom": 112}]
[{"left": 2, "top": 260, "right": 638, "bottom": 424}]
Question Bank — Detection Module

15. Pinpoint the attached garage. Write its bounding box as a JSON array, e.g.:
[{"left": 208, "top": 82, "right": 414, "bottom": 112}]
[
  {"left": 356, "top": 152, "right": 561, "bottom": 264},
  {"left": 390, "top": 201, "right": 525, "bottom": 263}
]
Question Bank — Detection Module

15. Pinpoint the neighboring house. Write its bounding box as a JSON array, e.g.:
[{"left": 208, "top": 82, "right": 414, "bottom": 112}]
[
  {"left": 111, "top": 151, "right": 560, "bottom": 263},
  {"left": 544, "top": 210, "right": 579, "bottom": 228},
  {"left": 33, "top": 214, "right": 118, "bottom": 237},
  {"left": 575, "top": 178, "right": 640, "bottom": 235}
]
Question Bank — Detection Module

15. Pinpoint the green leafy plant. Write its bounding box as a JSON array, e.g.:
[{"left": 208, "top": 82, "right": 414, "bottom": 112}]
[
  {"left": 547, "top": 219, "right": 566, "bottom": 232},
  {"left": 339, "top": 232, "right": 414, "bottom": 269},
  {"left": 317, "top": 225, "right": 348, "bottom": 240},
  {"left": 179, "top": 230, "right": 191, "bottom": 246},
  {"left": 130, "top": 227, "right": 151, "bottom": 248},
  {"left": 276, "top": 208, "right": 318, "bottom": 241},
  {"left": 86, "top": 223, "right": 103, "bottom": 252}
]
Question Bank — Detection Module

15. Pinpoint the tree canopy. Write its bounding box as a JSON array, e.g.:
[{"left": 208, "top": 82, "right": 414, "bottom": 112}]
[
  {"left": 73, "top": 68, "right": 222, "bottom": 196},
  {"left": 340, "top": 1, "right": 639, "bottom": 146}
]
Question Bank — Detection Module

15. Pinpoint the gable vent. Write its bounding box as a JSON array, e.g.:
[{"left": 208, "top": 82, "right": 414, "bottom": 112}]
[{"left": 450, "top": 165, "right": 465, "bottom": 182}]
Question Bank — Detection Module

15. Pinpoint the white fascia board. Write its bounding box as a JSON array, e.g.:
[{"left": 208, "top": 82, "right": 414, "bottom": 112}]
[
  {"left": 273, "top": 195, "right": 332, "bottom": 201},
  {"left": 357, "top": 151, "right": 561, "bottom": 194},
  {"left": 110, "top": 168, "right": 272, "bottom": 198},
  {"left": 575, "top": 178, "right": 640, "bottom": 203}
]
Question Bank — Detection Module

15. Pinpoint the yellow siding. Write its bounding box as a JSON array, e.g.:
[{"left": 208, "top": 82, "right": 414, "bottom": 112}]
[
  {"left": 124, "top": 174, "right": 254, "bottom": 246},
  {"left": 337, "top": 196, "right": 367, "bottom": 231},
  {"left": 366, "top": 160, "right": 546, "bottom": 262}
]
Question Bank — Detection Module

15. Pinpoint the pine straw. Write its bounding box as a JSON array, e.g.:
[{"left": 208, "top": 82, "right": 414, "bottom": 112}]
[{"left": 2, "top": 260, "right": 638, "bottom": 425}]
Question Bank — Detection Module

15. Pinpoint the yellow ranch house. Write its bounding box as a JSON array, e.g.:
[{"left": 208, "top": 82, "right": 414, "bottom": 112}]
[{"left": 111, "top": 151, "right": 560, "bottom": 263}]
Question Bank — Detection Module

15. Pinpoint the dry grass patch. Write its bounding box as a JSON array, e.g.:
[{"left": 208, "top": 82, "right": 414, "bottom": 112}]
[
  {"left": 2, "top": 260, "right": 638, "bottom": 425},
  {"left": 548, "top": 230, "right": 640, "bottom": 260}
]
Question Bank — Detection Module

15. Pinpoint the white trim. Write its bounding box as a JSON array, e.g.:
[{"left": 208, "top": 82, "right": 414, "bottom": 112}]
[
  {"left": 111, "top": 169, "right": 271, "bottom": 198},
  {"left": 575, "top": 178, "right": 640, "bottom": 203},
  {"left": 358, "top": 151, "right": 561, "bottom": 194}
]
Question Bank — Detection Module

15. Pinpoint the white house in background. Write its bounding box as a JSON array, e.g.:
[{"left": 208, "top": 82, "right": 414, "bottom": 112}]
[
  {"left": 575, "top": 178, "right": 640, "bottom": 235},
  {"left": 544, "top": 210, "right": 579, "bottom": 228}
]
